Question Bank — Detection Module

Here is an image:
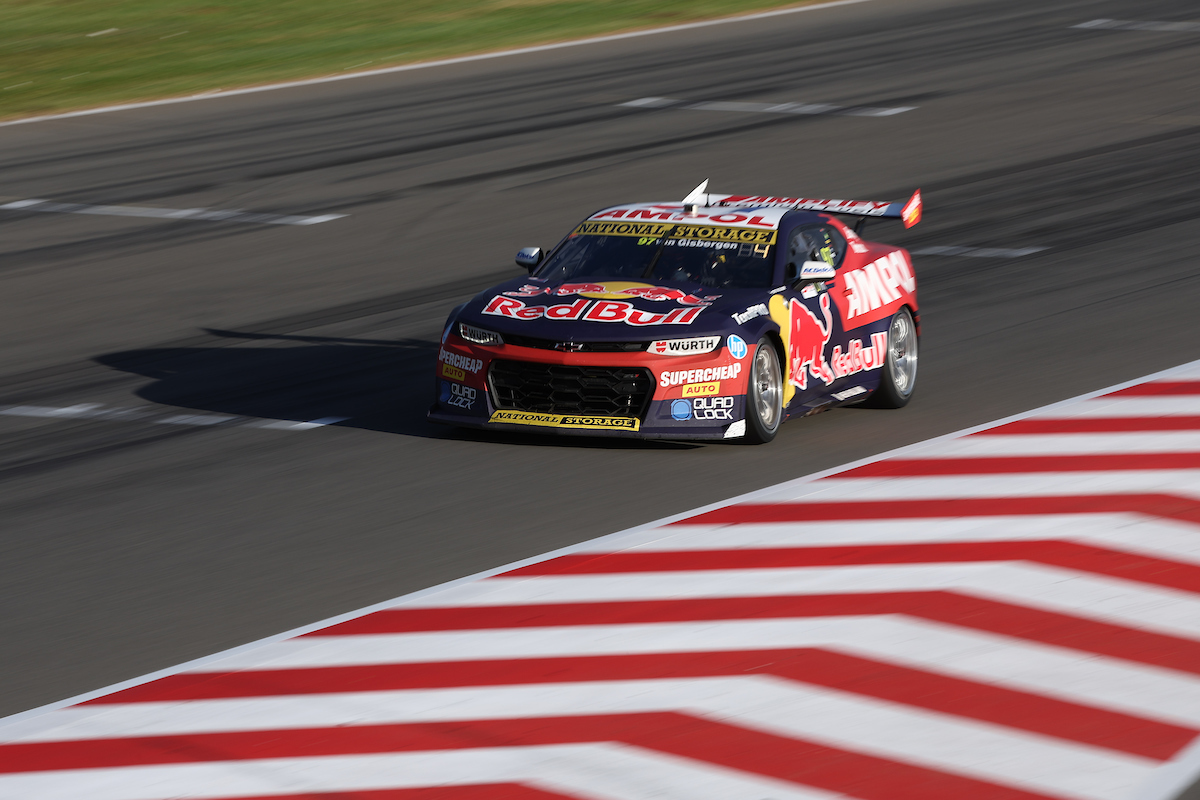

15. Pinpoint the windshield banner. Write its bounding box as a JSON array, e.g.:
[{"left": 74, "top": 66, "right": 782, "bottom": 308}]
[{"left": 573, "top": 220, "right": 776, "bottom": 245}]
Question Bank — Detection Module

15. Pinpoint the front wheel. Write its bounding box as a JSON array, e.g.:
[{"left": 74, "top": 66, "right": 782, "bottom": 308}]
[
  {"left": 744, "top": 338, "right": 784, "bottom": 444},
  {"left": 864, "top": 307, "right": 918, "bottom": 408}
]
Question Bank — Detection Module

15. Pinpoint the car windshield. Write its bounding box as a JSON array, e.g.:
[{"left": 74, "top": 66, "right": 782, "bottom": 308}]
[{"left": 535, "top": 220, "right": 776, "bottom": 289}]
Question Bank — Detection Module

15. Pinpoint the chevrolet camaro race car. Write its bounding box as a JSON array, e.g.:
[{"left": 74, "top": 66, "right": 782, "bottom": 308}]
[{"left": 429, "top": 182, "right": 922, "bottom": 443}]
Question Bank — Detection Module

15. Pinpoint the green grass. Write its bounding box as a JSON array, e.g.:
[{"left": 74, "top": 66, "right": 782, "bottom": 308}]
[{"left": 0, "top": 0, "right": 825, "bottom": 120}]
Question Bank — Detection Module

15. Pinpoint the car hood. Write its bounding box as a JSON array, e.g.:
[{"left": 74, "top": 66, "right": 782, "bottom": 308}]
[{"left": 457, "top": 276, "right": 771, "bottom": 341}]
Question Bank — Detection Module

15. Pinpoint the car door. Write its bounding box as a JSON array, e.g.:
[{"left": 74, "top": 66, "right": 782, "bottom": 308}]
[{"left": 779, "top": 223, "right": 848, "bottom": 409}]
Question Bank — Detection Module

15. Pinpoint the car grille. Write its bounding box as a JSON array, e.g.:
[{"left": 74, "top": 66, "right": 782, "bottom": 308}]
[
  {"left": 489, "top": 359, "right": 654, "bottom": 418},
  {"left": 500, "top": 333, "right": 648, "bottom": 353}
]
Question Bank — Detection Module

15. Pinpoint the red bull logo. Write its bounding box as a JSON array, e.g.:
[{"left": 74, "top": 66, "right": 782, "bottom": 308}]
[{"left": 788, "top": 293, "right": 835, "bottom": 390}]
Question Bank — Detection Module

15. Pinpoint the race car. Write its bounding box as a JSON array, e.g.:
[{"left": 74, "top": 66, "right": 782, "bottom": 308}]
[{"left": 429, "top": 181, "right": 921, "bottom": 443}]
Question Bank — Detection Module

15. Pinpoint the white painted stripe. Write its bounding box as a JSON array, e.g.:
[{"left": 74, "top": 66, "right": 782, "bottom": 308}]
[
  {"left": 155, "top": 414, "right": 236, "bottom": 427},
  {"left": 0, "top": 199, "right": 345, "bottom": 226},
  {"left": 1037, "top": 396, "right": 1200, "bottom": 418},
  {"left": 0, "top": 0, "right": 877, "bottom": 130},
  {"left": 174, "top": 618, "right": 1200, "bottom": 727},
  {"left": 1073, "top": 19, "right": 1200, "bottom": 33},
  {"left": 568, "top": 515, "right": 1200, "bottom": 566},
  {"left": 9, "top": 679, "right": 1153, "bottom": 799},
  {"left": 621, "top": 97, "right": 916, "bottom": 118},
  {"left": 395, "top": 561, "right": 1200, "bottom": 638},
  {"left": 0, "top": 744, "right": 837, "bottom": 800},
  {"left": 902, "top": 432, "right": 1200, "bottom": 457},
  {"left": 760, "top": 470, "right": 1200, "bottom": 503},
  {"left": 0, "top": 404, "right": 349, "bottom": 432},
  {"left": 910, "top": 245, "right": 1048, "bottom": 258},
  {"left": 251, "top": 416, "right": 350, "bottom": 430}
]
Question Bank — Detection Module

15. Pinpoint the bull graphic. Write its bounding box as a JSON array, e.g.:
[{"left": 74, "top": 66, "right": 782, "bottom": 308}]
[{"left": 788, "top": 293, "right": 835, "bottom": 390}]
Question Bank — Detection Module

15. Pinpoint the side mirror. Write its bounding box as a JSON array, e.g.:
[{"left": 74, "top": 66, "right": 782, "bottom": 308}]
[
  {"left": 515, "top": 247, "right": 543, "bottom": 272},
  {"left": 799, "top": 260, "right": 836, "bottom": 281}
]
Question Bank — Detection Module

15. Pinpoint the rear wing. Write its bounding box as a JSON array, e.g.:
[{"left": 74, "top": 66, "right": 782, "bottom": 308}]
[{"left": 711, "top": 189, "right": 922, "bottom": 228}]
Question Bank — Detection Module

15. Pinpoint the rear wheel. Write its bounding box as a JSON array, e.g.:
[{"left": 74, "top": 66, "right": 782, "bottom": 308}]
[
  {"left": 864, "top": 307, "right": 918, "bottom": 408},
  {"left": 744, "top": 338, "right": 783, "bottom": 444}
]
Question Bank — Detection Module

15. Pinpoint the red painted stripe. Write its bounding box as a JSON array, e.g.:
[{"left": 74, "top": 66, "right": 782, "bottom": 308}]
[
  {"left": 500, "top": 540, "right": 1200, "bottom": 593},
  {"left": 292, "top": 591, "right": 1200, "bottom": 675},
  {"left": 0, "top": 713, "right": 1064, "bottom": 800},
  {"left": 838, "top": 452, "right": 1200, "bottom": 476},
  {"left": 1107, "top": 382, "right": 1200, "bottom": 397},
  {"left": 81, "top": 648, "right": 1193, "bottom": 760},
  {"left": 974, "top": 417, "right": 1200, "bottom": 434},
  {"left": 673, "top": 494, "right": 1200, "bottom": 527},
  {"left": 192, "top": 786, "right": 576, "bottom": 800}
]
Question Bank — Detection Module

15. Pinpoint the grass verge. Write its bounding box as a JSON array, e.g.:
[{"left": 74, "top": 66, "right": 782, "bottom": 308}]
[{"left": 0, "top": 0, "right": 831, "bottom": 121}]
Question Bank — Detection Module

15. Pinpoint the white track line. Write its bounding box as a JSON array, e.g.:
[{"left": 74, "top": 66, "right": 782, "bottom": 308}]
[
  {"left": 402, "top": 562, "right": 1200, "bottom": 637},
  {"left": 761, "top": 471, "right": 1200, "bottom": 502},
  {"left": 569, "top": 516, "right": 1200, "bottom": 564},
  {"left": 0, "top": 404, "right": 349, "bottom": 431},
  {"left": 0, "top": 744, "right": 835, "bottom": 800},
  {"left": 910, "top": 245, "right": 1048, "bottom": 258},
  {"left": 897, "top": 431, "right": 1200, "bottom": 457},
  {"left": 4, "top": 679, "right": 1154, "bottom": 799},
  {"left": 0, "top": 199, "right": 345, "bottom": 226},
  {"left": 1073, "top": 19, "right": 1200, "bottom": 33},
  {"left": 620, "top": 97, "right": 915, "bottom": 118},
  {"left": 23, "top": 617, "right": 1200, "bottom": 730},
  {"left": 0, "top": 0, "right": 876, "bottom": 129}
]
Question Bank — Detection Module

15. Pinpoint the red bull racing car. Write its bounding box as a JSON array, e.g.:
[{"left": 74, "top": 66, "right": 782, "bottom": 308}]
[{"left": 429, "top": 182, "right": 921, "bottom": 443}]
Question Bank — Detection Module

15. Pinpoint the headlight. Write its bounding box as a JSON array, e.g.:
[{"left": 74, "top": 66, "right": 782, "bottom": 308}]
[{"left": 458, "top": 322, "right": 504, "bottom": 346}]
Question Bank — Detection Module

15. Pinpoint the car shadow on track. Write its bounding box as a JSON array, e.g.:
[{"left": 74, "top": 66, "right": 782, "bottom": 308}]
[{"left": 94, "top": 330, "right": 700, "bottom": 449}]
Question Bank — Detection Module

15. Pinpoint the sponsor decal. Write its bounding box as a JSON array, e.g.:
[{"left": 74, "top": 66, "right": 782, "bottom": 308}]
[
  {"left": 842, "top": 251, "right": 917, "bottom": 320},
  {"left": 575, "top": 219, "right": 777, "bottom": 244},
  {"left": 692, "top": 395, "right": 735, "bottom": 420},
  {"left": 488, "top": 409, "right": 639, "bottom": 431},
  {"left": 719, "top": 196, "right": 894, "bottom": 216},
  {"left": 441, "top": 363, "right": 466, "bottom": 382},
  {"left": 800, "top": 262, "right": 835, "bottom": 281},
  {"left": 440, "top": 381, "right": 477, "bottom": 410},
  {"left": 832, "top": 385, "right": 868, "bottom": 401},
  {"left": 670, "top": 399, "right": 693, "bottom": 420},
  {"left": 658, "top": 362, "right": 742, "bottom": 388},
  {"left": 768, "top": 293, "right": 834, "bottom": 398},
  {"left": 801, "top": 284, "right": 818, "bottom": 299},
  {"left": 649, "top": 336, "right": 721, "bottom": 356},
  {"left": 484, "top": 296, "right": 705, "bottom": 326},
  {"left": 731, "top": 303, "right": 768, "bottom": 325},
  {"left": 901, "top": 189, "right": 922, "bottom": 228},
  {"left": 504, "top": 282, "right": 719, "bottom": 307},
  {"left": 670, "top": 224, "right": 776, "bottom": 245},
  {"left": 830, "top": 333, "right": 889, "bottom": 380},
  {"left": 573, "top": 220, "right": 674, "bottom": 238},
  {"left": 726, "top": 334, "right": 748, "bottom": 360},
  {"left": 588, "top": 207, "right": 780, "bottom": 229},
  {"left": 682, "top": 382, "right": 721, "bottom": 398},
  {"left": 439, "top": 348, "right": 483, "bottom": 374}
]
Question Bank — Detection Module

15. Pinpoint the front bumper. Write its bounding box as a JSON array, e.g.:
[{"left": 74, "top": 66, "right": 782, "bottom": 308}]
[{"left": 428, "top": 335, "right": 750, "bottom": 440}]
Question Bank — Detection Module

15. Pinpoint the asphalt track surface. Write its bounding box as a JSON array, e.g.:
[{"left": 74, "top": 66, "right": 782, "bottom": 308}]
[{"left": 2, "top": 0, "right": 1199, "bottom": 764}]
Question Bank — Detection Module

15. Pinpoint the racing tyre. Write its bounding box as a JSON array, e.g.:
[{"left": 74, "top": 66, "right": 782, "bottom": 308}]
[
  {"left": 744, "top": 337, "right": 784, "bottom": 444},
  {"left": 864, "top": 306, "right": 918, "bottom": 408}
]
